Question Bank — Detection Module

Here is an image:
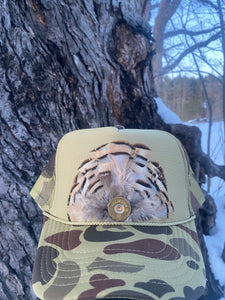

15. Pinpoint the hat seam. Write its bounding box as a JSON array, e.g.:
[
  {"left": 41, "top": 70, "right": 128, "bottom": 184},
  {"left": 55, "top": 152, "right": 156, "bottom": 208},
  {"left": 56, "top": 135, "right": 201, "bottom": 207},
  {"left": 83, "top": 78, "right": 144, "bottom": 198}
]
[
  {"left": 40, "top": 249, "right": 201, "bottom": 285},
  {"left": 58, "top": 254, "right": 182, "bottom": 265},
  {"left": 31, "top": 188, "right": 45, "bottom": 203},
  {"left": 39, "top": 267, "right": 203, "bottom": 287},
  {"left": 53, "top": 251, "right": 201, "bottom": 272},
  {"left": 58, "top": 248, "right": 181, "bottom": 259},
  {"left": 42, "top": 276, "right": 183, "bottom": 287},
  {"left": 54, "top": 262, "right": 200, "bottom": 277},
  {"left": 43, "top": 212, "right": 196, "bottom": 226}
]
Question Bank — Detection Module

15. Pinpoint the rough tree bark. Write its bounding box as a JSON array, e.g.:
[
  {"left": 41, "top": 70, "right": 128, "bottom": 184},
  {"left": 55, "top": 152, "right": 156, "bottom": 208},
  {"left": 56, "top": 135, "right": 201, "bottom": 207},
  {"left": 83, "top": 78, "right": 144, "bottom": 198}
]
[{"left": 0, "top": 1, "right": 224, "bottom": 299}]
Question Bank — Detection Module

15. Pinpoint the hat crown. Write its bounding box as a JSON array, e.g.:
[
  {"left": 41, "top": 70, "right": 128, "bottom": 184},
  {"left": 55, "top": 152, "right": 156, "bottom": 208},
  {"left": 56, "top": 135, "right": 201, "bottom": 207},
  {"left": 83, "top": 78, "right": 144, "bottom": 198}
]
[{"left": 31, "top": 127, "right": 204, "bottom": 225}]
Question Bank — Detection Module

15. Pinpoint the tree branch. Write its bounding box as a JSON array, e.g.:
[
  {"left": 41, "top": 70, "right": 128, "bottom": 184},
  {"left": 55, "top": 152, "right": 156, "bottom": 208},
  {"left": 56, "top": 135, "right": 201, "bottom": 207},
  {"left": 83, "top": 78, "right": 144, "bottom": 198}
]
[
  {"left": 162, "top": 31, "right": 221, "bottom": 74},
  {"left": 200, "top": 153, "right": 225, "bottom": 180},
  {"left": 164, "top": 26, "right": 221, "bottom": 39},
  {"left": 198, "top": 0, "right": 218, "bottom": 10}
]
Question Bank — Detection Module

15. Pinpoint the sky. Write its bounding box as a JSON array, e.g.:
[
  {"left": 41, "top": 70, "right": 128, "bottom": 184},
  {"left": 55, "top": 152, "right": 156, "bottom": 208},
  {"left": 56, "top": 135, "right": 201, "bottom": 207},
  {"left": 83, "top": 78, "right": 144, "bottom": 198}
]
[{"left": 149, "top": 0, "right": 224, "bottom": 78}]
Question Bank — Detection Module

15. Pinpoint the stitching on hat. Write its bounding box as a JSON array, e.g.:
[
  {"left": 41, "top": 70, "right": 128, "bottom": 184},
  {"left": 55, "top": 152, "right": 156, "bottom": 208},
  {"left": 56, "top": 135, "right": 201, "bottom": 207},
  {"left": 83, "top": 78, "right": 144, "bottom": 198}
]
[
  {"left": 46, "top": 269, "right": 202, "bottom": 287},
  {"left": 48, "top": 276, "right": 177, "bottom": 287},
  {"left": 40, "top": 246, "right": 56, "bottom": 284},
  {"left": 43, "top": 211, "right": 196, "bottom": 226},
  {"left": 40, "top": 221, "right": 203, "bottom": 286},
  {"left": 32, "top": 187, "right": 45, "bottom": 202},
  {"left": 47, "top": 259, "right": 203, "bottom": 287},
  {"left": 40, "top": 221, "right": 71, "bottom": 283},
  {"left": 58, "top": 255, "right": 181, "bottom": 268},
  {"left": 39, "top": 246, "right": 202, "bottom": 288}
]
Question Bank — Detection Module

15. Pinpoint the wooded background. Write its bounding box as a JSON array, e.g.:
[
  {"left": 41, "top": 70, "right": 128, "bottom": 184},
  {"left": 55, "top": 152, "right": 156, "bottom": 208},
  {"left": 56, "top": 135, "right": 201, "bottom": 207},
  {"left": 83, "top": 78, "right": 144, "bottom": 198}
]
[
  {"left": 0, "top": 1, "right": 225, "bottom": 299},
  {"left": 159, "top": 75, "right": 223, "bottom": 122}
]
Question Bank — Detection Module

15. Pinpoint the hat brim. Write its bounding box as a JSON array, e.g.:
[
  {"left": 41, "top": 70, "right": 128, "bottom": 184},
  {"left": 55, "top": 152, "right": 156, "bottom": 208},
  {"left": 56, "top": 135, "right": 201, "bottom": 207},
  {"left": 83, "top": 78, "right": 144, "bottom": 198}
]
[{"left": 32, "top": 216, "right": 206, "bottom": 300}]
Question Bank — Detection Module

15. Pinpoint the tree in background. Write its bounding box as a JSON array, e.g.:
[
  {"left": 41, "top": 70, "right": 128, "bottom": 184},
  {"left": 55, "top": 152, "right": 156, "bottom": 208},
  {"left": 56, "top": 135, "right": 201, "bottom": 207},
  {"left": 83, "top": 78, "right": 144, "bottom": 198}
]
[
  {"left": 150, "top": 0, "right": 224, "bottom": 133},
  {"left": 150, "top": 0, "right": 225, "bottom": 188},
  {"left": 151, "top": 0, "right": 224, "bottom": 85},
  {"left": 159, "top": 75, "right": 223, "bottom": 121}
]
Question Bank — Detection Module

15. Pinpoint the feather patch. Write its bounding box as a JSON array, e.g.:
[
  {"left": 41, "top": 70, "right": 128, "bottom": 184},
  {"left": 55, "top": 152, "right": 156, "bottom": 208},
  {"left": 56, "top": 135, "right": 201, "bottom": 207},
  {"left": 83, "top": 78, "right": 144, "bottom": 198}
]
[{"left": 67, "top": 141, "right": 174, "bottom": 222}]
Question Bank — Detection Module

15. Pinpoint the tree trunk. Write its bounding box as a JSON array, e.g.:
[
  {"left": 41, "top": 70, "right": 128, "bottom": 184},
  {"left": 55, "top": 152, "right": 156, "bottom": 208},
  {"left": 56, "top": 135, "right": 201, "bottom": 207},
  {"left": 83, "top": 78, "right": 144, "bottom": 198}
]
[
  {"left": 152, "top": 0, "right": 181, "bottom": 93},
  {"left": 0, "top": 1, "right": 224, "bottom": 299}
]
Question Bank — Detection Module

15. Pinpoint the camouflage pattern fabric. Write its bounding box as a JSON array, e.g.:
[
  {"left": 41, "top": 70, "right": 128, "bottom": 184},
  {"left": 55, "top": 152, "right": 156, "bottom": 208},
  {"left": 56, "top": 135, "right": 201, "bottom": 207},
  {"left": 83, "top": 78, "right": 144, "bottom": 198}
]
[
  {"left": 32, "top": 217, "right": 205, "bottom": 300},
  {"left": 30, "top": 127, "right": 206, "bottom": 299}
]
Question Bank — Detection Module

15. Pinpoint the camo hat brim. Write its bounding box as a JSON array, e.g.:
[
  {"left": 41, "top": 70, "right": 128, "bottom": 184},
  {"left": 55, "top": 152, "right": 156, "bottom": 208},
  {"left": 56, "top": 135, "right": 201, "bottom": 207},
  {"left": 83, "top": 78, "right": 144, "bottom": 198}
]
[
  {"left": 31, "top": 127, "right": 206, "bottom": 300},
  {"left": 32, "top": 217, "right": 206, "bottom": 300}
]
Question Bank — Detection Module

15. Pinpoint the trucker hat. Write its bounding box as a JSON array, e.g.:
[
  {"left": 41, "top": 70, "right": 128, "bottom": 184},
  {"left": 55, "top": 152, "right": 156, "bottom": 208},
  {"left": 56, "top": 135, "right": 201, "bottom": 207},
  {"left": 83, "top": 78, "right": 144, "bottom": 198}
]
[{"left": 31, "top": 127, "right": 206, "bottom": 300}]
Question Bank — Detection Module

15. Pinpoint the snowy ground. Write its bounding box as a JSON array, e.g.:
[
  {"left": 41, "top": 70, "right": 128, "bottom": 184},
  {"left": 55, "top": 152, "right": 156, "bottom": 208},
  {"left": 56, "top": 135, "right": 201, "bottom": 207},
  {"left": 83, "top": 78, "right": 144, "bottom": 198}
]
[
  {"left": 196, "top": 121, "right": 225, "bottom": 300},
  {"left": 155, "top": 97, "right": 225, "bottom": 298}
]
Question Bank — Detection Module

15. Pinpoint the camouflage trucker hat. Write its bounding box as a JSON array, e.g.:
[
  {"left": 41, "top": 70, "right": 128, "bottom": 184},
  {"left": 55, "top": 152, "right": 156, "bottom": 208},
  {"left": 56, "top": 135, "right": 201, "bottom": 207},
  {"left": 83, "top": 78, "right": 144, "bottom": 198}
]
[{"left": 30, "top": 127, "right": 206, "bottom": 300}]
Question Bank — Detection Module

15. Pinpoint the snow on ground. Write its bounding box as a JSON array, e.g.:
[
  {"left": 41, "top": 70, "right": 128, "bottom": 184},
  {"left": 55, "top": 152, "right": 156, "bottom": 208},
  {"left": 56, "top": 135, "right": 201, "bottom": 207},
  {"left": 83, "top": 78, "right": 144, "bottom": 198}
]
[
  {"left": 196, "top": 121, "right": 225, "bottom": 299},
  {"left": 155, "top": 97, "right": 225, "bottom": 298}
]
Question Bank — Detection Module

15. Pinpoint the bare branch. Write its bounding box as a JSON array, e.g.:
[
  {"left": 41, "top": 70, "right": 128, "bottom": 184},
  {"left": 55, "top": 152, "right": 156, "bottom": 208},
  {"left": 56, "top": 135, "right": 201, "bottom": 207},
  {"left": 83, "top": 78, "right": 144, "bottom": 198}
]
[
  {"left": 164, "top": 25, "right": 221, "bottom": 39},
  {"left": 163, "top": 31, "right": 221, "bottom": 74},
  {"left": 200, "top": 153, "right": 225, "bottom": 180},
  {"left": 194, "top": 49, "right": 223, "bottom": 78},
  {"left": 198, "top": 0, "right": 218, "bottom": 10},
  {"left": 154, "top": 0, "right": 181, "bottom": 32}
]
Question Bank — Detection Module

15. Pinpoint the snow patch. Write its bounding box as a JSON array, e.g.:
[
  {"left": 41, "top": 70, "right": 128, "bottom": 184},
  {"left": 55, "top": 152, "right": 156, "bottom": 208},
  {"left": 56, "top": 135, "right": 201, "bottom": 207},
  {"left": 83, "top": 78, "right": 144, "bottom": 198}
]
[
  {"left": 155, "top": 97, "right": 182, "bottom": 124},
  {"left": 196, "top": 121, "right": 225, "bottom": 296}
]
